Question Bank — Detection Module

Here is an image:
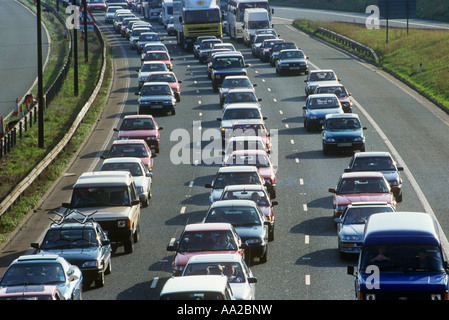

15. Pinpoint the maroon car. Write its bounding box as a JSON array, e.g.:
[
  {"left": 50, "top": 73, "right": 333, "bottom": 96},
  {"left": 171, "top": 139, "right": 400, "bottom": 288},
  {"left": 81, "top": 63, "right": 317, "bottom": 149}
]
[
  {"left": 146, "top": 71, "right": 182, "bottom": 102},
  {"left": 114, "top": 115, "right": 162, "bottom": 153}
]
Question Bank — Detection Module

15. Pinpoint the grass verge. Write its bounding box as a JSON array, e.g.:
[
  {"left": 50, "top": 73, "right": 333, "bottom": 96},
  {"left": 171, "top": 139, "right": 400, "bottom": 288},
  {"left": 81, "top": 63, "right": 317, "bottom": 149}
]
[
  {"left": 293, "top": 19, "right": 449, "bottom": 111},
  {"left": 0, "top": 0, "right": 113, "bottom": 246}
]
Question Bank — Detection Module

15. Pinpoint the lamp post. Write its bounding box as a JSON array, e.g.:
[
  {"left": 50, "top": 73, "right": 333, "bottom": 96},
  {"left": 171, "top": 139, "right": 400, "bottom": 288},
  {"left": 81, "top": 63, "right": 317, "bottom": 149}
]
[{"left": 37, "top": 0, "right": 44, "bottom": 148}]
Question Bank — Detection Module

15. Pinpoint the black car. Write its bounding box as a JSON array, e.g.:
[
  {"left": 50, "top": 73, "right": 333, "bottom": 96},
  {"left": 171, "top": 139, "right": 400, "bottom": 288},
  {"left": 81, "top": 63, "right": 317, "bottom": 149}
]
[
  {"left": 202, "top": 200, "right": 269, "bottom": 263},
  {"left": 269, "top": 41, "right": 298, "bottom": 66},
  {"left": 210, "top": 52, "right": 249, "bottom": 92},
  {"left": 275, "top": 49, "right": 309, "bottom": 75},
  {"left": 31, "top": 212, "right": 112, "bottom": 288}
]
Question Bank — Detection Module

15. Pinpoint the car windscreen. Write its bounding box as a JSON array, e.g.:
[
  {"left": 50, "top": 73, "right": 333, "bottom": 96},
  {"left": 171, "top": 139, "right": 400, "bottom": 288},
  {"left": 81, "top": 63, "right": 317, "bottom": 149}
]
[
  {"left": 205, "top": 206, "right": 262, "bottom": 227},
  {"left": 141, "top": 63, "right": 167, "bottom": 72},
  {"left": 222, "top": 108, "right": 261, "bottom": 120},
  {"left": 178, "top": 230, "right": 237, "bottom": 252},
  {"left": 214, "top": 57, "right": 244, "bottom": 69},
  {"left": 141, "top": 84, "right": 171, "bottom": 96},
  {"left": 183, "top": 262, "right": 245, "bottom": 283},
  {"left": 213, "top": 172, "right": 261, "bottom": 188},
  {"left": 307, "top": 97, "right": 339, "bottom": 109},
  {"left": 100, "top": 162, "right": 144, "bottom": 177},
  {"left": 342, "top": 207, "right": 394, "bottom": 225},
  {"left": 337, "top": 177, "right": 389, "bottom": 194},
  {"left": 226, "top": 154, "right": 270, "bottom": 168},
  {"left": 71, "top": 186, "right": 131, "bottom": 207},
  {"left": 0, "top": 263, "right": 66, "bottom": 286},
  {"left": 41, "top": 228, "right": 99, "bottom": 249},
  {"left": 352, "top": 157, "right": 397, "bottom": 171}
]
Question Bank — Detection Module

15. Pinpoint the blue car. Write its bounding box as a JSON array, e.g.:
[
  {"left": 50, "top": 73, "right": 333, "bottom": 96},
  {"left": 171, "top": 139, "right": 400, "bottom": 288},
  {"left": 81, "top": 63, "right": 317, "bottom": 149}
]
[
  {"left": 0, "top": 255, "right": 83, "bottom": 300},
  {"left": 303, "top": 94, "right": 344, "bottom": 131},
  {"left": 321, "top": 113, "right": 367, "bottom": 155}
]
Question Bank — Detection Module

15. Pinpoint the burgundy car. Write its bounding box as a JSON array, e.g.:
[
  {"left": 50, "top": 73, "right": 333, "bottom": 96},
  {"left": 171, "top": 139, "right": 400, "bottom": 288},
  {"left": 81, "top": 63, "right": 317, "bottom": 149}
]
[
  {"left": 102, "top": 139, "right": 154, "bottom": 171},
  {"left": 146, "top": 71, "right": 182, "bottom": 102},
  {"left": 114, "top": 115, "right": 163, "bottom": 153},
  {"left": 329, "top": 171, "right": 398, "bottom": 219}
]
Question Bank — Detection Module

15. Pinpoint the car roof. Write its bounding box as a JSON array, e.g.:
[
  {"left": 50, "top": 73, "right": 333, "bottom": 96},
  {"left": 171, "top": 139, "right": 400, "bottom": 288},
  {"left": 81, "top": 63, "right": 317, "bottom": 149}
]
[
  {"left": 325, "top": 113, "right": 359, "bottom": 120},
  {"left": 187, "top": 253, "right": 242, "bottom": 264},
  {"left": 352, "top": 151, "right": 392, "bottom": 158},
  {"left": 142, "top": 61, "right": 166, "bottom": 65},
  {"left": 214, "top": 51, "right": 244, "bottom": 57},
  {"left": 308, "top": 93, "right": 338, "bottom": 99},
  {"left": 223, "top": 103, "right": 261, "bottom": 110},
  {"left": 123, "top": 114, "right": 155, "bottom": 120},
  {"left": 142, "top": 82, "right": 171, "bottom": 87},
  {"left": 16, "top": 254, "right": 60, "bottom": 263},
  {"left": 341, "top": 171, "right": 385, "bottom": 179},
  {"left": 310, "top": 69, "right": 336, "bottom": 73},
  {"left": 111, "top": 138, "right": 147, "bottom": 144},
  {"left": 184, "top": 222, "right": 233, "bottom": 232},
  {"left": 210, "top": 199, "right": 258, "bottom": 208},
  {"left": 102, "top": 157, "right": 144, "bottom": 165},
  {"left": 160, "top": 275, "right": 229, "bottom": 295},
  {"left": 217, "top": 165, "right": 259, "bottom": 173},
  {"left": 227, "top": 136, "right": 265, "bottom": 143},
  {"left": 74, "top": 171, "right": 134, "bottom": 187},
  {"left": 223, "top": 75, "right": 250, "bottom": 80},
  {"left": 223, "top": 184, "right": 266, "bottom": 192}
]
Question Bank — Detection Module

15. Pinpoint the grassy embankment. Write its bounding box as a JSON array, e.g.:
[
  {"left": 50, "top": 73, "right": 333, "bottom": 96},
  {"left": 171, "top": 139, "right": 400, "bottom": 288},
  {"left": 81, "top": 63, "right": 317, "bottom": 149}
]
[
  {"left": 0, "top": 0, "right": 113, "bottom": 245},
  {"left": 293, "top": 19, "right": 449, "bottom": 111}
]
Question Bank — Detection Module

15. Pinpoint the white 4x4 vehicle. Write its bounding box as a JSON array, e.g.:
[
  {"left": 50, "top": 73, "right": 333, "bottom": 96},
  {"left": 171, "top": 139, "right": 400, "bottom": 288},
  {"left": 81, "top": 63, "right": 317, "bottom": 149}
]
[{"left": 62, "top": 171, "right": 141, "bottom": 254}]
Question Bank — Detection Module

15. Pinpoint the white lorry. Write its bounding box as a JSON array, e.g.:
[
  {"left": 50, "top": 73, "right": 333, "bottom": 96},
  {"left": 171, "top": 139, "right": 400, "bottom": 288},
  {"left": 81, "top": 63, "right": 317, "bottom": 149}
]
[{"left": 242, "top": 8, "right": 271, "bottom": 46}]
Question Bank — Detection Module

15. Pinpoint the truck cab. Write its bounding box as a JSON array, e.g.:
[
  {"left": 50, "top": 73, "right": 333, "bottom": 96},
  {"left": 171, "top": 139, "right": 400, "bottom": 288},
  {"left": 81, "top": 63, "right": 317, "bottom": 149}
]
[{"left": 348, "top": 212, "right": 449, "bottom": 300}]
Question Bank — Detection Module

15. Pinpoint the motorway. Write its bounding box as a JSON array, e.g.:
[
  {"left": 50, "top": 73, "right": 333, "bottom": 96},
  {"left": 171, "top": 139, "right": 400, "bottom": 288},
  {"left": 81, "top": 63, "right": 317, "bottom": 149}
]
[
  {"left": 2, "top": 6, "right": 449, "bottom": 301},
  {"left": 0, "top": 0, "right": 50, "bottom": 120}
]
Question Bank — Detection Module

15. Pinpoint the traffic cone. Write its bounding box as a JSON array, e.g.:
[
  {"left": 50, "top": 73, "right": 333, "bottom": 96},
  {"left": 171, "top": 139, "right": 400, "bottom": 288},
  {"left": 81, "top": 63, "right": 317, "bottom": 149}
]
[
  {"left": 0, "top": 117, "right": 4, "bottom": 139},
  {"left": 13, "top": 98, "right": 18, "bottom": 117}
]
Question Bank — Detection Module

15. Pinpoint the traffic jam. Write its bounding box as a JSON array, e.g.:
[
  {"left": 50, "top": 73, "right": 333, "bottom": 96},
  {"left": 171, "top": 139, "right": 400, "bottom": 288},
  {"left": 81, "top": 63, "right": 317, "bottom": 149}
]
[{"left": 1, "top": 0, "right": 448, "bottom": 301}]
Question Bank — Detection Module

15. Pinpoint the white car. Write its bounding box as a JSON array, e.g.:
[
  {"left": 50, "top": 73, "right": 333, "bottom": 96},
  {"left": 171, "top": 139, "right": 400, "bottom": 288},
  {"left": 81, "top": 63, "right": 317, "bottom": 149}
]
[
  {"left": 99, "top": 157, "right": 153, "bottom": 207},
  {"left": 182, "top": 254, "right": 257, "bottom": 300},
  {"left": 304, "top": 69, "right": 340, "bottom": 96},
  {"left": 136, "top": 61, "right": 168, "bottom": 89}
]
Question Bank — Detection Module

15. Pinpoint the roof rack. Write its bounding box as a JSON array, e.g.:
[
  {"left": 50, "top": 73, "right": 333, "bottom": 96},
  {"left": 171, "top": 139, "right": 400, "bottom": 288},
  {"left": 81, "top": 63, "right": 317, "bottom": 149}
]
[{"left": 49, "top": 208, "right": 98, "bottom": 226}]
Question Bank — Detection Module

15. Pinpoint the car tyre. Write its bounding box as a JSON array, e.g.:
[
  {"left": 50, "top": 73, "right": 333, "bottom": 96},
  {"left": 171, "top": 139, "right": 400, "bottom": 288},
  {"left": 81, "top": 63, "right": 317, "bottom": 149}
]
[{"left": 95, "top": 270, "right": 105, "bottom": 288}]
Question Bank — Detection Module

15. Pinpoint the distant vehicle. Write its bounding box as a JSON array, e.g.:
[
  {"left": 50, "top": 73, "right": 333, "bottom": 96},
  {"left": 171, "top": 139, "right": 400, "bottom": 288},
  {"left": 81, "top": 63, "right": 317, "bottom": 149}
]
[
  {"left": 182, "top": 253, "right": 257, "bottom": 300},
  {"left": 269, "top": 41, "right": 297, "bottom": 66},
  {"left": 242, "top": 8, "right": 272, "bottom": 46},
  {"left": 141, "top": 50, "right": 173, "bottom": 70},
  {"left": 275, "top": 49, "right": 309, "bottom": 75},
  {"left": 321, "top": 113, "right": 367, "bottom": 155},
  {"left": 210, "top": 51, "right": 249, "bottom": 92},
  {"left": 102, "top": 139, "right": 155, "bottom": 171},
  {"left": 302, "top": 94, "right": 344, "bottom": 131},
  {"left": 304, "top": 69, "right": 340, "bottom": 96},
  {"left": 259, "top": 39, "right": 284, "bottom": 62},
  {"left": 88, "top": 0, "right": 107, "bottom": 12},
  {"left": 146, "top": 71, "right": 182, "bottom": 102},
  {"left": 0, "top": 255, "right": 83, "bottom": 300},
  {"left": 223, "top": 89, "right": 262, "bottom": 109},
  {"left": 136, "top": 82, "right": 177, "bottom": 115},
  {"left": 198, "top": 38, "right": 223, "bottom": 64},
  {"left": 314, "top": 83, "right": 353, "bottom": 113},
  {"left": 136, "top": 61, "right": 168, "bottom": 89},
  {"left": 251, "top": 34, "right": 276, "bottom": 57},
  {"left": 219, "top": 75, "right": 256, "bottom": 108}
]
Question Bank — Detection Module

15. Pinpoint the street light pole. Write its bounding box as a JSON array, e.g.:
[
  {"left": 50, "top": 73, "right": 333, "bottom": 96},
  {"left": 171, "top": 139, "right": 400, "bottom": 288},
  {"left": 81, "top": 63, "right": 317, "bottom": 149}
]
[{"left": 37, "top": 0, "right": 44, "bottom": 148}]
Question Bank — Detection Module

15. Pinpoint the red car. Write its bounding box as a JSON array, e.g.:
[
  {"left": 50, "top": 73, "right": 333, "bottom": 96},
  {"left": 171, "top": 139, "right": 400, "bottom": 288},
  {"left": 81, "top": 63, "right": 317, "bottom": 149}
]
[
  {"left": 114, "top": 115, "right": 163, "bottom": 153},
  {"left": 223, "top": 149, "right": 277, "bottom": 199},
  {"left": 146, "top": 71, "right": 182, "bottom": 102},
  {"left": 166, "top": 222, "right": 245, "bottom": 276},
  {"left": 86, "top": 0, "right": 107, "bottom": 12},
  {"left": 141, "top": 51, "right": 173, "bottom": 71},
  {"left": 329, "top": 171, "right": 398, "bottom": 219},
  {"left": 102, "top": 139, "right": 154, "bottom": 171},
  {"left": 0, "top": 285, "right": 65, "bottom": 300}
]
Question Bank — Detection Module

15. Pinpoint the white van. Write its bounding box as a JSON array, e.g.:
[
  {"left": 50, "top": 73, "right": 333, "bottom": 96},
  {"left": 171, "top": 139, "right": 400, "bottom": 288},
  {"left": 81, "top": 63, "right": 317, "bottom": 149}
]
[{"left": 242, "top": 8, "right": 271, "bottom": 47}]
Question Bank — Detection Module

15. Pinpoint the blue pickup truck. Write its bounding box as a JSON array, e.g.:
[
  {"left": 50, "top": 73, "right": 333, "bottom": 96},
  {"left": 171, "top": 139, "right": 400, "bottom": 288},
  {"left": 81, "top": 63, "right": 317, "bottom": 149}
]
[{"left": 347, "top": 212, "right": 449, "bottom": 300}]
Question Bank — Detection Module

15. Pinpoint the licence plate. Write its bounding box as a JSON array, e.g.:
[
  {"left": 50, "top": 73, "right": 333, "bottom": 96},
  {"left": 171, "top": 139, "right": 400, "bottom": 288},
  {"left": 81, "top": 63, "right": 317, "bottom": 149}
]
[
  {"left": 337, "top": 143, "right": 352, "bottom": 147},
  {"left": 290, "top": 67, "right": 300, "bottom": 70},
  {"left": 151, "top": 105, "right": 163, "bottom": 109}
]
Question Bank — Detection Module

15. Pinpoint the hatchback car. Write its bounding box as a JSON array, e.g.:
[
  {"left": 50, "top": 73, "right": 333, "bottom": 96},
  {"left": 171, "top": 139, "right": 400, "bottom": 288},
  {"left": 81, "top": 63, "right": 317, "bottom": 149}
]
[
  {"left": 0, "top": 255, "right": 83, "bottom": 300},
  {"left": 334, "top": 202, "right": 395, "bottom": 258},
  {"left": 204, "top": 166, "right": 267, "bottom": 203},
  {"left": 114, "top": 114, "right": 162, "bottom": 153},
  {"left": 182, "top": 253, "right": 257, "bottom": 300},
  {"left": 166, "top": 222, "right": 245, "bottom": 276},
  {"left": 146, "top": 71, "right": 182, "bottom": 102},
  {"left": 303, "top": 94, "right": 344, "bottom": 131},
  {"left": 304, "top": 69, "right": 340, "bottom": 96},
  {"left": 100, "top": 157, "right": 153, "bottom": 207},
  {"left": 275, "top": 49, "right": 309, "bottom": 75},
  {"left": 314, "top": 83, "right": 353, "bottom": 113},
  {"left": 31, "top": 217, "right": 112, "bottom": 288},
  {"left": 329, "top": 171, "right": 398, "bottom": 219},
  {"left": 203, "top": 200, "right": 269, "bottom": 263},
  {"left": 102, "top": 139, "right": 154, "bottom": 171},
  {"left": 321, "top": 113, "right": 367, "bottom": 155},
  {"left": 345, "top": 151, "right": 404, "bottom": 202},
  {"left": 223, "top": 149, "right": 276, "bottom": 199},
  {"left": 220, "top": 185, "right": 277, "bottom": 241},
  {"left": 136, "top": 82, "right": 176, "bottom": 115}
]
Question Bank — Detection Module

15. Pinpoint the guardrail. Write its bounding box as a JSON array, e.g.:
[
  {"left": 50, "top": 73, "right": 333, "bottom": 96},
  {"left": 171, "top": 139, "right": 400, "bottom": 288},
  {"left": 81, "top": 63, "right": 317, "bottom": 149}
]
[
  {"left": 0, "top": 2, "right": 107, "bottom": 218},
  {"left": 0, "top": 1, "right": 72, "bottom": 158},
  {"left": 315, "top": 27, "right": 379, "bottom": 63}
]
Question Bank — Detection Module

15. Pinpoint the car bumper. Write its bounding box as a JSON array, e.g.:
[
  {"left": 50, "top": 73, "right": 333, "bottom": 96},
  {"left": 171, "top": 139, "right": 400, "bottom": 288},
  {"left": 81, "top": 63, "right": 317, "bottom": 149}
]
[
  {"left": 139, "top": 104, "right": 175, "bottom": 114},
  {"left": 338, "top": 241, "right": 363, "bottom": 254},
  {"left": 278, "top": 65, "right": 308, "bottom": 73},
  {"left": 81, "top": 268, "right": 104, "bottom": 282},
  {"left": 323, "top": 141, "right": 365, "bottom": 153},
  {"left": 245, "top": 242, "right": 267, "bottom": 258}
]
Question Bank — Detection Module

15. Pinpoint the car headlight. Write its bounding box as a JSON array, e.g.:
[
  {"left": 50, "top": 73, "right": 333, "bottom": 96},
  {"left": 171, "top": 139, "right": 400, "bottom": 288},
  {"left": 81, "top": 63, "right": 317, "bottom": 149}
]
[
  {"left": 146, "top": 136, "right": 157, "bottom": 141},
  {"left": 353, "top": 137, "right": 364, "bottom": 142},
  {"left": 365, "top": 293, "right": 376, "bottom": 300},
  {"left": 309, "top": 115, "right": 317, "bottom": 119},
  {"left": 341, "top": 235, "right": 361, "bottom": 241},
  {"left": 325, "top": 138, "right": 336, "bottom": 143},
  {"left": 82, "top": 260, "right": 99, "bottom": 268},
  {"left": 136, "top": 186, "right": 144, "bottom": 193},
  {"left": 214, "top": 74, "right": 221, "bottom": 79},
  {"left": 431, "top": 294, "right": 442, "bottom": 300},
  {"left": 337, "top": 205, "right": 346, "bottom": 212},
  {"left": 118, "top": 220, "right": 131, "bottom": 228},
  {"left": 246, "top": 238, "right": 264, "bottom": 245}
]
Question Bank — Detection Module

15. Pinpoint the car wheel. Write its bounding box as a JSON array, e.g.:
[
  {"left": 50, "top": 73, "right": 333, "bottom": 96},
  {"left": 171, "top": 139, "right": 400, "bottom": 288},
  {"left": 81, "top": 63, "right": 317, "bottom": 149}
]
[
  {"left": 105, "top": 258, "right": 112, "bottom": 275},
  {"left": 142, "top": 196, "right": 149, "bottom": 208},
  {"left": 95, "top": 270, "right": 105, "bottom": 288},
  {"left": 124, "top": 234, "right": 134, "bottom": 254},
  {"left": 260, "top": 247, "right": 267, "bottom": 263}
]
